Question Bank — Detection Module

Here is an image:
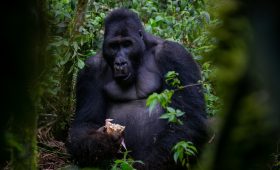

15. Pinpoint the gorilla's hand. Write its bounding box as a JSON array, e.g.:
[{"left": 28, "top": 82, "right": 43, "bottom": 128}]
[
  {"left": 67, "top": 126, "right": 123, "bottom": 167},
  {"left": 89, "top": 127, "right": 123, "bottom": 150},
  {"left": 96, "top": 126, "right": 124, "bottom": 144}
]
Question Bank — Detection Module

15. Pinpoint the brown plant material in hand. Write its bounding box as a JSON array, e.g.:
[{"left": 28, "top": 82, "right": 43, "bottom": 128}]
[{"left": 104, "top": 119, "right": 125, "bottom": 136}]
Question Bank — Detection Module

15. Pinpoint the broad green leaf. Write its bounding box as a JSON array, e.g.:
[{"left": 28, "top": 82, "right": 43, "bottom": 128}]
[
  {"left": 148, "top": 100, "right": 157, "bottom": 114},
  {"left": 173, "top": 151, "right": 179, "bottom": 163},
  {"left": 168, "top": 114, "right": 176, "bottom": 122},
  {"left": 186, "top": 149, "right": 196, "bottom": 156},
  {"left": 121, "top": 162, "right": 132, "bottom": 170},
  {"left": 77, "top": 58, "right": 85, "bottom": 69},
  {"left": 72, "top": 41, "right": 79, "bottom": 51},
  {"left": 159, "top": 114, "right": 170, "bottom": 119},
  {"left": 146, "top": 93, "right": 158, "bottom": 106},
  {"left": 166, "top": 107, "right": 175, "bottom": 113},
  {"left": 178, "top": 150, "right": 184, "bottom": 161},
  {"left": 114, "top": 160, "right": 123, "bottom": 164},
  {"left": 176, "top": 110, "right": 185, "bottom": 117},
  {"left": 181, "top": 142, "right": 188, "bottom": 149},
  {"left": 111, "top": 166, "right": 117, "bottom": 170}
]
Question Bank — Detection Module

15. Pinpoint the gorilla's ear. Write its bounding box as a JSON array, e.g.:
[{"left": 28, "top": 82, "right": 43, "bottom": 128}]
[{"left": 139, "top": 30, "right": 143, "bottom": 39}]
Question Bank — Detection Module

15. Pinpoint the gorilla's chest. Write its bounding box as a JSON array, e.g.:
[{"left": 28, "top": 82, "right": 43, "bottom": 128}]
[{"left": 107, "top": 99, "right": 165, "bottom": 150}]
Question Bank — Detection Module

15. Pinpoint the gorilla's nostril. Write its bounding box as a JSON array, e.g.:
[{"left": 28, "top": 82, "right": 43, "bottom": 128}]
[
  {"left": 114, "top": 58, "right": 128, "bottom": 67},
  {"left": 118, "top": 62, "right": 127, "bottom": 66}
]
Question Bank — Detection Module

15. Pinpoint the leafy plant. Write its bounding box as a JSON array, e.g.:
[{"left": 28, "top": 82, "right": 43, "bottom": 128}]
[
  {"left": 165, "top": 71, "right": 181, "bottom": 89},
  {"left": 146, "top": 71, "right": 181, "bottom": 113},
  {"left": 173, "top": 141, "right": 197, "bottom": 169},
  {"left": 146, "top": 89, "right": 174, "bottom": 112},
  {"left": 160, "top": 107, "right": 185, "bottom": 125},
  {"left": 111, "top": 150, "right": 144, "bottom": 170},
  {"left": 146, "top": 71, "right": 186, "bottom": 125},
  {"left": 146, "top": 71, "right": 199, "bottom": 168},
  {"left": 146, "top": 71, "right": 201, "bottom": 124},
  {"left": 201, "top": 62, "right": 221, "bottom": 116}
]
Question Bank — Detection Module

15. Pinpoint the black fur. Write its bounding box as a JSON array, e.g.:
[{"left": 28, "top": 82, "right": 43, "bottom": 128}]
[{"left": 67, "top": 8, "right": 208, "bottom": 169}]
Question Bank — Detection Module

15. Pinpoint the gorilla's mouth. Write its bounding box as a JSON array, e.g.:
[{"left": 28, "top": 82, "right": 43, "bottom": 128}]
[
  {"left": 114, "top": 73, "right": 131, "bottom": 81},
  {"left": 114, "top": 65, "right": 132, "bottom": 81}
]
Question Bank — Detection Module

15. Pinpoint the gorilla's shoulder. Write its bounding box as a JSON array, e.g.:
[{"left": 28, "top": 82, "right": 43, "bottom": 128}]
[
  {"left": 162, "top": 40, "right": 188, "bottom": 52},
  {"left": 78, "top": 54, "right": 110, "bottom": 79},
  {"left": 154, "top": 40, "right": 192, "bottom": 61},
  {"left": 84, "top": 53, "right": 108, "bottom": 70}
]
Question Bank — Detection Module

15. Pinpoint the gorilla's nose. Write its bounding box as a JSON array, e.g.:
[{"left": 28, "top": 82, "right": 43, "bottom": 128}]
[
  {"left": 114, "top": 58, "right": 128, "bottom": 76},
  {"left": 114, "top": 58, "right": 128, "bottom": 67}
]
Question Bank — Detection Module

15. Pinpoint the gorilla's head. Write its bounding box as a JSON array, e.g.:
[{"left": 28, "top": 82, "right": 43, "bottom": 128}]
[{"left": 102, "top": 8, "right": 146, "bottom": 85}]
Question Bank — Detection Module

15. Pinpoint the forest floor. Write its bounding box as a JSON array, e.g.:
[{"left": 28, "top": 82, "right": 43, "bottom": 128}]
[{"left": 37, "top": 127, "right": 70, "bottom": 170}]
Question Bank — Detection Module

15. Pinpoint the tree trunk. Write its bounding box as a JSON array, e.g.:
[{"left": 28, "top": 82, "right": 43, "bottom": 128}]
[{"left": 0, "top": 0, "right": 47, "bottom": 169}]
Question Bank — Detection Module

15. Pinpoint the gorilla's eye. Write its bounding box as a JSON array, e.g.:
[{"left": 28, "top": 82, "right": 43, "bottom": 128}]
[
  {"left": 109, "top": 43, "right": 119, "bottom": 50},
  {"left": 122, "top": 40, "right": 132, "bottom": 47}
]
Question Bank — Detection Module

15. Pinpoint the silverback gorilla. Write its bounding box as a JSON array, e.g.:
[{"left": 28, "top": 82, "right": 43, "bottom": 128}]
[{"left": 67, "top": 8, "right": 208, "bottom": 169}]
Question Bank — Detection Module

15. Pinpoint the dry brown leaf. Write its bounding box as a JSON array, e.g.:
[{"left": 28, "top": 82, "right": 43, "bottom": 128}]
[{"left": 104, "top": 119, "right": 125, "bottom": 135}]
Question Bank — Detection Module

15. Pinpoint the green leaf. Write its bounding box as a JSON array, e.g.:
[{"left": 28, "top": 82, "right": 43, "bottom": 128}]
[
  {"left": 186, "top": 149, "right": 196, "bottom": 156},
  {"left": 77, "top": 58, "right": 85, "bottom": 69},
  {"left": 159, "top": 113, "right": 170, "bottom": 119},
  {"left": 72, "top": 41, "right": 79, "bottom": 52},
  {"left": 168, "top": 114, "right": 176, "bottom": 122},
  {"left": 146, "top": 93, "right": 159, "bottom": 112},
  {"left": 148, "top": 100, "right": 157, "bottom": 113},
  {"left": 166, "top": 107, "right": 175, "bottom": 113},
  {"left": 146, "top": 93, "right": 158, "bottom": 105},
  {"left": 114, "top": 160, "right": 123, "bottom": 164},
  {"left": 165, "top": 71, "right": 181, "bottom": 88},
  {"left": 59, "top": 52, "right": 71, "bottom": 66},
  {"left": 173, "top": 151, "right": 179, "bottom": 163},
  {"left": 111, "top": 165, "right": 118, "bottom": 170},
  {"left": 181, "top": 142, "right": 188, "bottom": 149},
  {"left": 121, "top": 162, "right": 132, "bottom": 170},
  {"left": 165, "top": 71, "right": 178, "bottom": 78},
  {"left": 177, "top": 119, "right": 183, "bottom": 125},
  {"left": 178, "top": 149, "right": 184, "bottom": 161},
  {"left": 175, "top": 110, "right": 185, "bottom": 117},
  {"left": 155, "top": 16, "right": 164, "bottom": 22}
]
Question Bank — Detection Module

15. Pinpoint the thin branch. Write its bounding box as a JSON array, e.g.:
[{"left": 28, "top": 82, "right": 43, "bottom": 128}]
[
  {"left": 174, "top": 82, "right": 202, "bottom": 92},
  {"left": 208, "top": 132, "right": 216, "bottom": 144}
]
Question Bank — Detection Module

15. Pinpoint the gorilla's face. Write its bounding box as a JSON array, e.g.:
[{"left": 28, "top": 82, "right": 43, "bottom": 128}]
[
  {"left": 103, "top": 27, "right": 145, "bottom": 85},
  {"left": 103, "top": 15, "right": 145, "bottom": 85}
]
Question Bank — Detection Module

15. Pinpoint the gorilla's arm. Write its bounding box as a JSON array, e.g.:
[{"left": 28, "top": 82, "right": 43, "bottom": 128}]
[
  {"left": 139, "top": 41, "right": 209, "bottom": 169},
  {"left": 67, "top": 56, "right": 121, "bottom": 167}
]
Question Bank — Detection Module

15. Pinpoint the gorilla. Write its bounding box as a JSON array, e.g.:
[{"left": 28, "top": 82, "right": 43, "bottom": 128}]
[{"left": 67, "top": 8, "right": 208, "bottom": 169}]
